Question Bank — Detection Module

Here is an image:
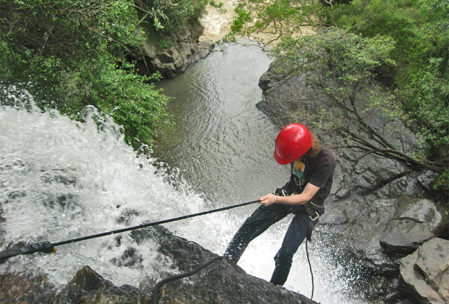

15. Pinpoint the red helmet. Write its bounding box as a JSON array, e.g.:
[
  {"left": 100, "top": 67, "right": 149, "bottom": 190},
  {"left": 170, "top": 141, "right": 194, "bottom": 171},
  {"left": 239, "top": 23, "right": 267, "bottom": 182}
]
[{"left": 274, "top": 123, "right": 313, "bottom": 164}]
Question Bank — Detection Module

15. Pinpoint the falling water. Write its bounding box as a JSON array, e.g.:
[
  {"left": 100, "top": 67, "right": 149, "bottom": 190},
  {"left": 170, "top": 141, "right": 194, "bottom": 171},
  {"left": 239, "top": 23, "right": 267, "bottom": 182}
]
[{"left": 0, "top": 42, "right": 366, "bottom": 303}]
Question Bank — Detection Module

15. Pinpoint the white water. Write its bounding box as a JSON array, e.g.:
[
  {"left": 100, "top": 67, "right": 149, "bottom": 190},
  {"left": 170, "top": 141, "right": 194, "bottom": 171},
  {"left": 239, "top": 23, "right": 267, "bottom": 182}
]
[{"left": 0, "top": 60, "right": 365, "bottom": 304}]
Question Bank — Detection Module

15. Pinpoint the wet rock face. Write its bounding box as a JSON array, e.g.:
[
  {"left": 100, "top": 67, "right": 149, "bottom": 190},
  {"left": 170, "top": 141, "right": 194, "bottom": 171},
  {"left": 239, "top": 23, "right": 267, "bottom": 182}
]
[
  {"left": 56, "top": 266, "right": 142, "bottom": 304},
  {"left": 157, "top": 260, "right": 315, "bottom": 304},
  {"left": 0, "top": 266, "right": 145, "bottom": 304},
  {"left": 138, "top": 227, "right": 316, "bottom": 304},
  {"left": 0, "top": 272, "right": 57, "bottom": 304}
]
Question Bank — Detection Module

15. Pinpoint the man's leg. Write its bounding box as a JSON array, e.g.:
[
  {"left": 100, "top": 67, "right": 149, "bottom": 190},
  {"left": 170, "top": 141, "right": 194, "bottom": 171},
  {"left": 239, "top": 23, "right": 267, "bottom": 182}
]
[
  {"left": 224, "top": 204, "right": 288, "bottom": 263},
  {"left": 270, "top": 212, "right": 310, "bottom": 285}
]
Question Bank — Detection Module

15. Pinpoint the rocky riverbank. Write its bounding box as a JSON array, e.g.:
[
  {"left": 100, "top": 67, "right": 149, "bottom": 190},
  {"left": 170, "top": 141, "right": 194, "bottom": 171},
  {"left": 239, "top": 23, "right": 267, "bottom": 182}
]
[
  {"left": 133, "top": 1, "right": 237, "bottom": 79},
  {"left": 137, "top": 24, "right": 214, "bottom": 79}
]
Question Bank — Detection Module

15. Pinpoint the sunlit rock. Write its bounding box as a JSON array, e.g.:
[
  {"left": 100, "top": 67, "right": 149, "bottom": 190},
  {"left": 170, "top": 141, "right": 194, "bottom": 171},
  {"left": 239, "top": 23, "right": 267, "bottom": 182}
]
[{"left": 400, "top": 238, "right": 449, "bottom": 304}]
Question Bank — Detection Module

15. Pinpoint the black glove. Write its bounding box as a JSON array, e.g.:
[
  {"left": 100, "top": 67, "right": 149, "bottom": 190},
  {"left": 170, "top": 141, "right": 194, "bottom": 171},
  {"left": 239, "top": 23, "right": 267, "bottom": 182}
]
[
  {"left": 274, "top": 188, "right": 284, "bottom": 196},
  {"left": 274, "top": 175, "right": 301, "bottom": 196},
  {"left": 276, "top": 187, "right": 293, "bottom": 196}
]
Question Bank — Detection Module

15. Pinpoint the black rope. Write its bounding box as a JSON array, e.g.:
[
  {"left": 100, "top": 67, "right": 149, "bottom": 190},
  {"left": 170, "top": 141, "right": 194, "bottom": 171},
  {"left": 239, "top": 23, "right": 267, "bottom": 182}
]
[
  {"left": 151, "top": 256, "right": 223, "bottom": 304},
  {"left": 305, "top": 238, "right": 314, "bottom": 300},
  {"left": 0, "top": 200, "right": 260, "bottom": 261}
]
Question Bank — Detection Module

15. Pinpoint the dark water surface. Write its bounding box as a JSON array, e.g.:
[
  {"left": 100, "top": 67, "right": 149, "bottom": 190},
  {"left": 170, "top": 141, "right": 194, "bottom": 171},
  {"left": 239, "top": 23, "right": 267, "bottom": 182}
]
[{"left": 155, "top": 41, "right": 288, "bottom": 205}]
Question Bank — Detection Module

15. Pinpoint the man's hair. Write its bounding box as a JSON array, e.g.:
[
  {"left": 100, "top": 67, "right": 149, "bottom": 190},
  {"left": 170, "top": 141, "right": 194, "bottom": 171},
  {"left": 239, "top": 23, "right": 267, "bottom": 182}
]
[{"left": 309, "top": 132, "right": 321, "bottom": 157}]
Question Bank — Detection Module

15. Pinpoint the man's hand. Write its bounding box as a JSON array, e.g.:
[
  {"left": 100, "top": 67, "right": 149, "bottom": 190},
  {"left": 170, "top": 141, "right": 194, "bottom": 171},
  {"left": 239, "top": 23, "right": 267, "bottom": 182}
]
[
  {"left": 259, "top": 183, "right": 321, "bottom": 207},
  {"left": 259, "top": 193, "right": 278, "bottom": 206}
]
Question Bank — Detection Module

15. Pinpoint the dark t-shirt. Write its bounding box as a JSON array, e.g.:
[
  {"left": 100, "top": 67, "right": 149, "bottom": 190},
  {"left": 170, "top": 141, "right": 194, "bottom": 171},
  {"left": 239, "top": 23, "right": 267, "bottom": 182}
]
[{"left": 290, "top": 148, "right": 336, "bottom": 207}]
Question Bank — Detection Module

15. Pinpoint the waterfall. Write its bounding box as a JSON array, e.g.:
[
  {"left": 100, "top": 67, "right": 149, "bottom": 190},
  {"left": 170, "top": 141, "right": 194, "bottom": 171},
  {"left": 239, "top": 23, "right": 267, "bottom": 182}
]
[{"left": 0, "top": 43, "right": 365, "bottom": 303}]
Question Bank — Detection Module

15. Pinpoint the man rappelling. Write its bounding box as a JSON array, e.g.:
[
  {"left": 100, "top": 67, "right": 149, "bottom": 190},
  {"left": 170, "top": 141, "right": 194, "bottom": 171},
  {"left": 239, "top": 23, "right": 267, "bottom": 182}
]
[
  {"left": 0, "top": 122, "right": 336, "bottom": 303},
  {"left": 224, "top": 123, "right": 336, "bottom": 286}
]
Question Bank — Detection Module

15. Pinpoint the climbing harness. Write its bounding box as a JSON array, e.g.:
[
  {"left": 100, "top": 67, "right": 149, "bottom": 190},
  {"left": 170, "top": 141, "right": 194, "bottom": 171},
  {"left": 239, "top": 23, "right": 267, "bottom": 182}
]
[{"left": 0, "top": 199, "right": 259, "bottom": 262}]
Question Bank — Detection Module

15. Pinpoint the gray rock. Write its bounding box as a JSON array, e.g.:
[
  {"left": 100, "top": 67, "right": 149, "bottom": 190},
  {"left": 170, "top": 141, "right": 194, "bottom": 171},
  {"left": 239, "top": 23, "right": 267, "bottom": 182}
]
[
  {"left": 399, "top": 238, "right": 449, "bottom": 304},
  {"left": 0, "top": 272, "right": 57, "bottom": 304},
  {"left": 136, "top": 226, "right": 316, "bottom": 303},
  {"left": 139, "top": 26, "right": 215, "bottom": 79},
  {"left": 417, "top": 171, "right": 440, "bottom": 193},
  {"left": 380, "top": 199, "right": 442, "bottom": 256},
  {"left": 56, "top": 266, "right": 141, "bottom": 303}
]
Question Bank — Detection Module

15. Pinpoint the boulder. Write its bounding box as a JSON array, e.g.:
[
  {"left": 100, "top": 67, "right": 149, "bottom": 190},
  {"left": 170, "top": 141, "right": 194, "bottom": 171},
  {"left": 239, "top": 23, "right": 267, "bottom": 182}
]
[
  {"left": 139, "top": 26, "right": 215, "bottom": 79},
  {"left": 399, "top": 238, "right": 449, "bottom": 304},
  {"left": 56, "top": 266, "right": 141, "bottom": 303},
  {"left": 136, "top": 226, "right": 317, "bottom": 304},
  {"left": 380, "top": 199, "right": 442, "bottom": 256}
]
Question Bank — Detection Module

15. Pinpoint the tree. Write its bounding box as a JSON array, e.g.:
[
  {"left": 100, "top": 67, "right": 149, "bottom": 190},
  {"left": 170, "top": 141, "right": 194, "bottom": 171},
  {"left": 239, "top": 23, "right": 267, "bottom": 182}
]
[
  {"left": 272, "top": 28, "right": 445, "bottom": 172},
  {"left": 135, "top": 0, "right": 207, "bottom": 33},
  {"left": 328, "top": 0, "right": 449, "bottom": 160},
  {"left": 133, "top": 0, "right": 207, "bottom": 49},
  {"left": 0, "top": 0, "right": 170, "bottom": 149},
  {"left": 228, "top": 0, "right": 322, "bottom": 45}
]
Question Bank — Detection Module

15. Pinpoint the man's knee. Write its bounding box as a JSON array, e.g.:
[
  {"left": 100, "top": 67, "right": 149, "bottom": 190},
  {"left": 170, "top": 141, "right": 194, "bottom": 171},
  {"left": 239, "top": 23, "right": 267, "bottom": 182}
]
[
  {"left": 270, "top": 250, "right": 294, "bottom": 285},
  {"left": 274, "top": 250, "right": 293, "bottom": 268},
  {"left": 224, "top": 241, "right": 246, "bottom": 263}
]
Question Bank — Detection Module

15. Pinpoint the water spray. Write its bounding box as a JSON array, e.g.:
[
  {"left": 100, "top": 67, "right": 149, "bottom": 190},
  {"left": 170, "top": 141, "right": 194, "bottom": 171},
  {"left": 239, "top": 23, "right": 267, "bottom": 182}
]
[{"left": 0, "top": 200, "right": 259, "bottom": 262}]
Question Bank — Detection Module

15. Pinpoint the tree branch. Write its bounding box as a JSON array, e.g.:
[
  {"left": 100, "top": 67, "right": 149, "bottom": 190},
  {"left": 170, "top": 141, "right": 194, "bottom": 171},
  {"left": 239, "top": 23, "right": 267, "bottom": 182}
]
[{"left": 88, "top": 26, "right": 131, "bottom": 53}]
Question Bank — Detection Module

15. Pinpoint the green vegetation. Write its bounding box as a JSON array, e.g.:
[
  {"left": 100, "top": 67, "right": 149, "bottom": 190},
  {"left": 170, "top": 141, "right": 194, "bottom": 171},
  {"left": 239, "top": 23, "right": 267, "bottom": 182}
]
[
  {"left": 328, "top": 0, "right": 449, "bottom": 159},
  {"left": 134, "top": 0, "right": 208, "bottom": 48},
  {"left": 229, "top": 0, "right": 449, "bottom": 201},
  {"left": 229, "top": 0, "right": 317, "bottom": 44},
  {"left": 0, "top": 0, "right": 206, "bottom": 149},
  {"left": 325, "top": 0, "right": 449, "bottom": 199},
  {"left": 209, "top": 0, "right": 227, "bottom": 14}
]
